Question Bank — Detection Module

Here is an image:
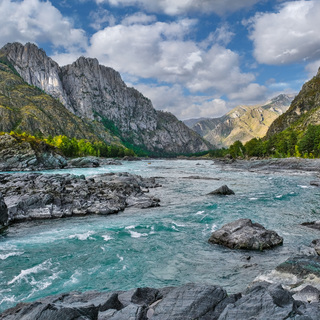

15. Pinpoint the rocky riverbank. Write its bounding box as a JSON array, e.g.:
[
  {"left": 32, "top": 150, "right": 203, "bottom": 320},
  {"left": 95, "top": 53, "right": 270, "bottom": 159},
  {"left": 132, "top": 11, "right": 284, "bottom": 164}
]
[
  {"left": 0, "top": 172, "right": 160, "bottom": 227},
  {"left": 1, "top": 275, "right": 320, "bottom": 320},
  {"left": 213, "top": 157, "right": 320, "bottom": 174}
]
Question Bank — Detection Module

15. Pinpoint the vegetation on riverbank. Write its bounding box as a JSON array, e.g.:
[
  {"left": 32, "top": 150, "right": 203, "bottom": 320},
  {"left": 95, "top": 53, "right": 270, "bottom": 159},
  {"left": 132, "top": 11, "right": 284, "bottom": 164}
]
[
  {"left": 0, "top": 131, "right": 135, "bottom": 158},
  {"left": 208, "top": 124, "right": 320, "bottom": 159}
]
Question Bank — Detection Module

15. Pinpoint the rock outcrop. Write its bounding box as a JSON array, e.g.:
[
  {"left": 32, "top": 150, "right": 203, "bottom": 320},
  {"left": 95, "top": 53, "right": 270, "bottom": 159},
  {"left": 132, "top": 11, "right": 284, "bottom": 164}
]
[
  {"left": 0, "top": 134, "right": 67, "bottom": 171},
  {"left": 207, "top": 185, "right": 235, "bottom": 195},
  {"left": 208, "top": 218, "right": 283, "bottom": 250},
  {"left": 0, "top": 42, "right": 211, "bottom": 155},
  {"left": 1, "top": 282, "right": 320, "bottom": 320},
  {"left": 0, "top": 193, "right": 8, "bottom": 226},
  {"left": 0, "top": 172, "right": 160, "bottom": 225},
  {"left": 253, "top": 255, "right": 320, "bottom": 294},
  {"left": 186, "top": 94, "right": 294, "bottom": 148}
]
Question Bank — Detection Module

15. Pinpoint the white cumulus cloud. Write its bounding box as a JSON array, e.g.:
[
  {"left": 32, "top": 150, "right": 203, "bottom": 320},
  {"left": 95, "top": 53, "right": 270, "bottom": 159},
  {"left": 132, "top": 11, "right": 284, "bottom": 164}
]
[
  {"left": 0, "top": 0, "right": 87, "bottom": 51},
  {"left": 87, "top": 17, "right": 259, "bottom": 103},
  {"left": 96, "top": 0, "right": 259, "bottom": 15},
  {"left": 248, "top": 1, "right": 320, "bottom": 65}
]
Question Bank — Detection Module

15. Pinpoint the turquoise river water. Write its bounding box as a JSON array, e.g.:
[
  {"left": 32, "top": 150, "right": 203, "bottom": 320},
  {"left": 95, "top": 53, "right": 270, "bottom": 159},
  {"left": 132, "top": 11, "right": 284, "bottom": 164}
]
[{"left": 1, "top": 159, "right": 320, "bottom": 312}]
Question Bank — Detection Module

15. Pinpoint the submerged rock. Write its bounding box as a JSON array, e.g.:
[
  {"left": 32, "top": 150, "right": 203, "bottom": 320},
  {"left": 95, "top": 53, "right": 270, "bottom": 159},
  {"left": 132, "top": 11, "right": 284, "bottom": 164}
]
[
  {"left": 0, "top": 172, "right": 160, "bottom": 225},
  {"left": 310, "top": 180, "right": 320, "bottom": 187},
  {"left": 207, "top": 185, "right": 235, "bottom": 195},
  {"left": 302, "top": 221, "right": 320, "bottom": 231},
  {"left": 208, "top": 218, "right": 283, "bottom": 250}
]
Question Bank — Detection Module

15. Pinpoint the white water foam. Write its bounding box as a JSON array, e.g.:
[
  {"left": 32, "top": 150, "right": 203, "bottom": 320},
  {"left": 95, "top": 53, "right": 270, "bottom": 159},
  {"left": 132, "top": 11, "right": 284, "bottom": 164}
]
[
  {"left": 8, "top": 259, "right": 52, "bottom": 285},
  {"left": 211, "top": 224, "right": 218, "bottom": 232},
  {"left": 129, "top": 230, "right": 148, "bottom": 238},
  {"left": 172, "top": 222, "right": 185, "bottom": 227},
  {"left": 63, "top": 270, "right": 82, "bottom": 287},
  {"left": 195, "top": 211, "right": 205, "bottom": 215},
  {"left": 117, "top": 254, "right": 124, "bottom": 262},
  {"left": 102, "top": 235, "right": 113, "bottom": 242},
  {"left": 0, "top": 252, "right": 24, "bottom": 260},
  {"left": 68, "top": 231, "right": 95, "bottom": 241},
  {"left": 249, "top": 198, "right": 258, "bottom": 201},
  {"left": 298, "top": 185, "right": 309, "bottom": 189},
  {"left": 125, "top": 225, "right": 135, "bottom": 230}
]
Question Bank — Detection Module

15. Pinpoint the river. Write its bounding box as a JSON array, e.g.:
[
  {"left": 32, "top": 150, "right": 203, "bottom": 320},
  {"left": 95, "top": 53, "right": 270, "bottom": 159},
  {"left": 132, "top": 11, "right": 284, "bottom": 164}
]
[{"left": 1, "top": 159, "right": 320, "bottom": 312}]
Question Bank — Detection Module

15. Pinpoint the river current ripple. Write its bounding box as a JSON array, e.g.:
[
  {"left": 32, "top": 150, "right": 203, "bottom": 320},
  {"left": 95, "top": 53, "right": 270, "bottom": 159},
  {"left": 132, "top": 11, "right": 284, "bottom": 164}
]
[{"left": 1, "top": 159, "right": 320, "bottom": 312}]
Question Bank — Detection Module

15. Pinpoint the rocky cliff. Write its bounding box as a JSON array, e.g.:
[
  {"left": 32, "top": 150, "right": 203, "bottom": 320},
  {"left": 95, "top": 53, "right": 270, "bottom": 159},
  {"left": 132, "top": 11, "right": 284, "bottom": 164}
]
[
  {"left": 0, "top": 134, "right": 67, "bottom": 171},
  {"left": 267, "top": 68, "right": 320, "bottom": 138},
  {"left": 0, "top": 42, "right": 211, "bottom": 155},
  {"left": 186, "top": 94, "right": 294, "bottom": 148},
  {"left": 0, "top": 55, "right": 121, "bottom": 145}
]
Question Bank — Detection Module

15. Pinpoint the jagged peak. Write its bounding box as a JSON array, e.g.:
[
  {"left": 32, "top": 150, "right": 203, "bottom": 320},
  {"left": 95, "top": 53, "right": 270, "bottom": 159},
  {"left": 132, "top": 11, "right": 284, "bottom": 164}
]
[
  {"left": 1, "top": 42, "right": 46, "bottom": 56},
  {"left": 72, "top": 56, "right": 100, "bottom": 67}
]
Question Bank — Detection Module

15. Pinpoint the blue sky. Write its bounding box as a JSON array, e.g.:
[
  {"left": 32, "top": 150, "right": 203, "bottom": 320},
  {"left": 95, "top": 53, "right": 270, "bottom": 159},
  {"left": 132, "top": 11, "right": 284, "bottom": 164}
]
[{"left": 1, "top": 0, "right": 320, "bottom": 119}]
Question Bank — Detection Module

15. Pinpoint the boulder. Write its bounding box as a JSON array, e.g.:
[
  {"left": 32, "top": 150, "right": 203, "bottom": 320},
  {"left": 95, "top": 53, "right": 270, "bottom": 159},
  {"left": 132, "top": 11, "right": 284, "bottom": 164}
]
[
  {"left": 2, "top": 282, "right": 320, "bottom": 320},
  {"left": 253, "top": 255, "right": 320, "bottom": 293},
  {"left": 67, "top": 156, "right": 100, "bottom": 168},
  {"left": 311, "top": 239, "right": 320, "bottom": 256},
  {"left": 208, "top": 218, "right": 283, "bottom": 250},
  {"left": 207, "top": 185, "right": 235, "bottom": 195},
  {"left": 0, "top": 193, "right": 8, "bottom": 226},
  {"left": 302, "top": 221, "right": 320, "bottom": 231},
  {"left": 219, "top": 282, "right": 303, "bottom": 320}
]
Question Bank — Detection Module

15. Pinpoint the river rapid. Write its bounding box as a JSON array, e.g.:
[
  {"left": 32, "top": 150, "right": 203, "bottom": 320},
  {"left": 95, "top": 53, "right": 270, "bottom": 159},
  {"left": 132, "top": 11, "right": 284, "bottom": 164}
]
[{"left": 1, "top": 159, "right": 320, "bottom": 312}]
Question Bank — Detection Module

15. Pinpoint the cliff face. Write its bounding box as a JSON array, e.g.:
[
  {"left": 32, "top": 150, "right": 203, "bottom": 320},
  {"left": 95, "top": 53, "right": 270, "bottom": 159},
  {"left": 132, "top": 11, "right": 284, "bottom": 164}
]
[
  {"left": 187, "top": 94, "right": 294, "bottom": 148},
  {"left": 0, "top": 57, "right": 120, "bottom": 145},
  {"left": 266, "top": 69, "right": 320, "bottom": 138},
  {"left": 0, "top": 42, "right": 211, "bottom": 154}
]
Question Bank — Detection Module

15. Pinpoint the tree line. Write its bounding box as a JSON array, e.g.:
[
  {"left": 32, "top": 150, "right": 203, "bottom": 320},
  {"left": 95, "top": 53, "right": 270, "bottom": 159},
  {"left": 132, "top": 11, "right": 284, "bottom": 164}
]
[{"left": 209, "top": 124, "right": 320, "bottom": 159}]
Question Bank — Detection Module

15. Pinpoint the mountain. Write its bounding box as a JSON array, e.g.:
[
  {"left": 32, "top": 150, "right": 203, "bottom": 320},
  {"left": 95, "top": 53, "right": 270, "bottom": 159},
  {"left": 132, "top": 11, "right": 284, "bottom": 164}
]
[
  {"left": 185, "top": 94, "right": 294, "bottom": 148},
  {"left": 0, "top": 56, "right": 120, "bottom": 145},
  {"left": 266, "top": 68, "right": 320, "bottom": 138},
  {"left": 0, "top": 42, "right": 211, "bottom": 155}
]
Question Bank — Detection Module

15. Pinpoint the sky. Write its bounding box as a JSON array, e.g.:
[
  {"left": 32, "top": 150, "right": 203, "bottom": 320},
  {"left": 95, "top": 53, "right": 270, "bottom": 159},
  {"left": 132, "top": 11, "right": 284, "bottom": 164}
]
[{"left": 1, "top": 0, "right": 320, "bottom": 120}]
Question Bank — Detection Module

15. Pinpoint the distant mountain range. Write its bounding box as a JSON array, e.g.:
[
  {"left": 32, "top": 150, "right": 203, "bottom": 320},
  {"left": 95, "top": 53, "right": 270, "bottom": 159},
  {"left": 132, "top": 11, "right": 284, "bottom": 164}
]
[
  {"left": 184, "top": 94, "right": 295, "bottom": 148},
  {"left": 0, "top": 42, "right": 211, "bottom": 156}
]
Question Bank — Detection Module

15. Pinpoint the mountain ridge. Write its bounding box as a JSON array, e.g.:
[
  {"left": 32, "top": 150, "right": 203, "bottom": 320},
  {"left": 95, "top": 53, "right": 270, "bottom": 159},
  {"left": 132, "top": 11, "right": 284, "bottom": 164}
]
[
  {"left": 0, "top": 42, "right": 211, "bottom": 155},
  {"left": 266, "top": 68, "right": 320, "bottom": 138}
]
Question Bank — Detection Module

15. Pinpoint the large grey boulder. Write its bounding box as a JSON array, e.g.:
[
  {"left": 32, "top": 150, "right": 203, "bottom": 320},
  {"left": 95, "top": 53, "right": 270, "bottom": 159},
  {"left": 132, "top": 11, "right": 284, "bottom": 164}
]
[
  {"left": 208, "top": 218, "right": 283, "bottom": 250},
  {"left": 219, "top": 282, "right": 298, "bottom": 320}
]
